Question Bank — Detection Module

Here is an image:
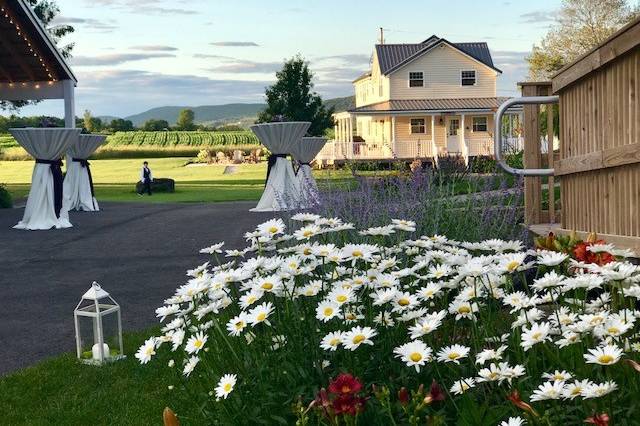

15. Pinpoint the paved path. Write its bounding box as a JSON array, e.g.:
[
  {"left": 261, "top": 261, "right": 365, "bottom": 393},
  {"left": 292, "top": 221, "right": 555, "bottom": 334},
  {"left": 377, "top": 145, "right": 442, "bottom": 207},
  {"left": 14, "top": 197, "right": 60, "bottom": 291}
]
[{"left": 0, "top": 201, "right": 272, "bottom": 375}]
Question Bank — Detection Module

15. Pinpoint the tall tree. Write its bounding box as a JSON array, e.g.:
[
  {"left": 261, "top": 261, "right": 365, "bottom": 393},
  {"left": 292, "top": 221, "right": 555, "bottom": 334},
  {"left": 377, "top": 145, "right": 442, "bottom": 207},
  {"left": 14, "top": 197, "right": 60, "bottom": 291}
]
[
  {"left": 143, "top": 119, "right": 170, "bottom": 131},
  {"left": 258, "top": 55, "right": 334, "bottom": 137},
  {"left": 176, "top": 108, "right": 196, "bottom": 131},
  {"left": 527, "top": 0, "right": 638, "bottom": 80},
  {"left": 2, "top": 1, "right": 75, "bottom": 111},
  {"left": 82, "top": 110, "right": 102, "bottom": 133}
]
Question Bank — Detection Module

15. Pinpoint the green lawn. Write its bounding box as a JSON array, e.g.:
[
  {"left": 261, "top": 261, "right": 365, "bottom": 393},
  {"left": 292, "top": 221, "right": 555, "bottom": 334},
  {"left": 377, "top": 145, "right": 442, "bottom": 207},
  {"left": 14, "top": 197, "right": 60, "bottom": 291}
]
[
  {"left": 0, "top": 158, "right": 352, "bottom": 203},
  {"left": 0, "top": 329, "right": 195, "bottom": 425}
]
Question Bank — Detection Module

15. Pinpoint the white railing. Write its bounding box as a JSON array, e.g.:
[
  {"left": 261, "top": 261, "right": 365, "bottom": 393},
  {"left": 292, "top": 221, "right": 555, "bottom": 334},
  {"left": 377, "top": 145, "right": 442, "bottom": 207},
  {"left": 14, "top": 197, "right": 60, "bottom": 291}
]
[{"left": 316, "top": 140, "right": 438, "bottom": 162}]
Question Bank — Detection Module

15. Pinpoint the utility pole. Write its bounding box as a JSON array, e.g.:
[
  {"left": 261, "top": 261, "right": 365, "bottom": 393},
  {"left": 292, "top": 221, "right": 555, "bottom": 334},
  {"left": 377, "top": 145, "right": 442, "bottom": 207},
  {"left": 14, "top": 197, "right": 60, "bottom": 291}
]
[{"left": 379, "top": 27, "right": 384, "bottom": 44}]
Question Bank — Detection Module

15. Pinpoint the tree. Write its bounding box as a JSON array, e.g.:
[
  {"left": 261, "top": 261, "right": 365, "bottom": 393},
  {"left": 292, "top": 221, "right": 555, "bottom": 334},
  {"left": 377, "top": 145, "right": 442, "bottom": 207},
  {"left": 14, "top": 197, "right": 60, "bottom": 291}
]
[
  {"left": 109, "top": 118, "right": 134, "bottom": 132},
  {"left": 143, "top": 119, "right": 170, "bottom": 131},
  {"left": 176, "top": 109, "right": 196, "bottom": 131},
  {"left": 257, "top": 55, "right": 334, "bottom": 136},
  {"left": 2, "top": 1, "right": 74, "bottom": 111},
  {"left": 82, "top": 110, "right": 102, "bottom": 133},
  {"left": 527, "top": 0, "right": 638, "bottom": 80}
]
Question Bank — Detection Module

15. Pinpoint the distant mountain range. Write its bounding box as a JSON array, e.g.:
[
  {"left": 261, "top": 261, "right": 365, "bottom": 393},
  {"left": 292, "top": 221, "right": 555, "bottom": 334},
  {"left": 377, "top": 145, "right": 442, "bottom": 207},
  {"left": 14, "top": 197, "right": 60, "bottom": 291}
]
[{"left": 97, "top": 96, "right": 355, "bottom": 128}]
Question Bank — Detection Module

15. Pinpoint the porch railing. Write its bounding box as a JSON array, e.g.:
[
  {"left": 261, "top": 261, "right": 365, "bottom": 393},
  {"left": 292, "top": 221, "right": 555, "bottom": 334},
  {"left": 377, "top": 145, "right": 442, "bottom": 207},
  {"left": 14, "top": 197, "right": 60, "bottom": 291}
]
[{"left": 315, "top": 140, "right": 439, "bottom": 162}]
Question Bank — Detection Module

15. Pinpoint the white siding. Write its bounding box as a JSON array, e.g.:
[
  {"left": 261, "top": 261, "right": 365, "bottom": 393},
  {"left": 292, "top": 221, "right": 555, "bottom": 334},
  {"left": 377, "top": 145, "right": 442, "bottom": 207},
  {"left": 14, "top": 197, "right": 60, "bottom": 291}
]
[
  {"left": 464, "top": 114, "right": 494, "bottom": 156},
  {"left": 388, "top": 43, "right": 497, "bottom": 100},
  {"left": 354, "top": 50, "right": 390, "bottom": 107}
]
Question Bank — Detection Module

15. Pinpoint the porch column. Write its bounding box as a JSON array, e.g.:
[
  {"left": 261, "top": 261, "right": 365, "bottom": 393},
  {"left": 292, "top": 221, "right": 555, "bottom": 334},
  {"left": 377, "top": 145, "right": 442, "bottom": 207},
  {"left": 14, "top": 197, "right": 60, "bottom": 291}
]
[
  {"left": 431, "top": 115, "right": 435, "bottom": 156},
  {"left": 334, "top": 123, "right": 338, "bottom": 141},
  {"left": 460, "top": 114, "right": 468, "bottom": 165},
  {"left": 62, "top": 79, "right": 76, "bottom": 128},
  {"left": 348, "top": 117, "right": 353, "bottom": 142},
  {"left": 391, "top": 116, "right": 396, "bottom": 154}
]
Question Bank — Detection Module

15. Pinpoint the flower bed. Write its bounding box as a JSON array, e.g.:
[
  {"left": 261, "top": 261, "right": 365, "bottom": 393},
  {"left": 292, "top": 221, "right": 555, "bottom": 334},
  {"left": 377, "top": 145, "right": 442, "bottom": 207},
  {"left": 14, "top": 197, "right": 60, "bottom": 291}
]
[{"left": 139, "top": 214, "right": 639, "bottom": 425}]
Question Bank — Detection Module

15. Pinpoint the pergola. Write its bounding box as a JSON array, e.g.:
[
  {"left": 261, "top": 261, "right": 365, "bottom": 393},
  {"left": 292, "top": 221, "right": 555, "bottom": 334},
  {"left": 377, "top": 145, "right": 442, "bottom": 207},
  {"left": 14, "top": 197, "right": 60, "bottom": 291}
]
[{"left": 0, "top": 0, "right": 77, "bottom": 126}]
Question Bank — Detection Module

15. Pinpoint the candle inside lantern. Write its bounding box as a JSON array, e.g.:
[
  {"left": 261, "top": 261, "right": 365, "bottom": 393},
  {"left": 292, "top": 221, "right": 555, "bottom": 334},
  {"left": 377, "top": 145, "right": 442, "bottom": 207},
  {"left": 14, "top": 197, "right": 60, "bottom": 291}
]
[{"left": 92, "top": 343, "right": 110, "bottom": 360}]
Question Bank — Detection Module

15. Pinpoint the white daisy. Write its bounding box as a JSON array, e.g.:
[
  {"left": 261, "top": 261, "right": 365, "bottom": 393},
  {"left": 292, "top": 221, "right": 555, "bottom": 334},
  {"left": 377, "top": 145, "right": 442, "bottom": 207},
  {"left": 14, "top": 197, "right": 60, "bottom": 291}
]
[
  {"left": 583, "top": 344, "right": 623, "bottom": 366},
  {"left": 475, "top": 345, "right": 507, "bottom": 365},
  {"left": 200, "top": 242, "right": 225, "bottom": 254},
  {"left": 248, "top": 302, "right": 274, "bottom": 326},
  {"left": 542, "top": 370, "right": 572, "bottom": 383},
  {"left": 214, "top": 374, "right": 237, "bottom": 400},
  {"left": 530, "top": 381, "right": 564, "bottom": 401},
  {"left": 226, "top": 313, "right": 249, "bottom": 337},
  {"left": 185, "top": 331, "right": 208, "bottom": 354},
  {"left": 341, "top": 326, "right": 377, "bottom": 351},
  {"left": 393, "top": 340, "right": 433, "bottom": 372},
  {"left": 500, "top": 417, "right": 526, "bottom": 426},
  {"left": 450, "top": 378, "right": 476, "bottom": 395},
  {"left": 316, "top": 301, "right": 341, "bottom": 322},
  {"left": 183, "top": 355, "right": 200, "bottom": 376},
  {"left": 135, "top": 337, "right": 156, "bottom": 364},
  {"left": 320, "top": 331, "right": 344, "bottom": 351},
  {"left": 520, "top": 322, "right": 552, "bottom": 351},
  {"left": 582, "top": 381, "right": 618, "bottom": 399},
  {"left": 256, "top": 218, "right": 286, "bottom": 237},
  {"left": 436, "top": 344, "right": 470, "bottom": 364},
  {"left": 562, "top": 379, "right": 593, "bottom": 400}
]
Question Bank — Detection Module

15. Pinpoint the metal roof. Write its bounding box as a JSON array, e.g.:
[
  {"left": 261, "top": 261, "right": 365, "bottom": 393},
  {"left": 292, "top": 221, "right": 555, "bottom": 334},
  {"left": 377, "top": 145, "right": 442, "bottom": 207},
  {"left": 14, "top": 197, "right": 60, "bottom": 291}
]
[
  {"left": 350, "top": 97, "right": 512, "bottom": 113},
  {"left": 375, "top": 37, "right": 501, "bottom": 75}
]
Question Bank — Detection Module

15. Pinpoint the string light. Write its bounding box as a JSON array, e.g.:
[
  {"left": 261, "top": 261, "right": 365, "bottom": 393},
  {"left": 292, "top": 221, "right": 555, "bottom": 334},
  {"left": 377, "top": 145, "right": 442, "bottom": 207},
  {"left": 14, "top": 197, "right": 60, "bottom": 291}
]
[{"left": 0, "top": 2, "right": 56, "bottom": 84}]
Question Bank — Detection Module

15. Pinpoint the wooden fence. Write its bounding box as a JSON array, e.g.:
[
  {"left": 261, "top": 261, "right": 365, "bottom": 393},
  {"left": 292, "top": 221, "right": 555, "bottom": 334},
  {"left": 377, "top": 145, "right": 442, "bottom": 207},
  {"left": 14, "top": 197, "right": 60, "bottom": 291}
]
[{"left": 523, "top": 17, "right": 640, "bottom": 253}]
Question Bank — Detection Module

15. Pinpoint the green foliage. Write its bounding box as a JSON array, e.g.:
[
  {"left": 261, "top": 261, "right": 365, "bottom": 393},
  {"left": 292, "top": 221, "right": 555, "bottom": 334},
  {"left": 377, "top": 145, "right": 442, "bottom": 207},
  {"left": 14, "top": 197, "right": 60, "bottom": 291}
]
[
  {"left": 0, "top": 115, "right": 65, "bottom": 132},
  {"left": 0, "top": 183, "right": 12, "bottom": 208},
  {"left": 83, "top": 110, "right": 103, "bottom": 133},
  {"left": 468, "top": 156, "right": 497, "bottom": 174},
  {"left": 107, "top": 130, "right": 258, "bottom": 147},
  {"left": 526, "top": 0, "right": 638, "bottom": 79},
  {"left": 175, "top": 109, "right": 196, "bottom": 131},
  {"left": 142, "top": 119, "right": 170, "bottom": 131},
  {"left": 108, "top": 118, "right": 134, "bottom": 132},
  {"left": 258, "top": 55, "right": 334, "bottom": 136}
]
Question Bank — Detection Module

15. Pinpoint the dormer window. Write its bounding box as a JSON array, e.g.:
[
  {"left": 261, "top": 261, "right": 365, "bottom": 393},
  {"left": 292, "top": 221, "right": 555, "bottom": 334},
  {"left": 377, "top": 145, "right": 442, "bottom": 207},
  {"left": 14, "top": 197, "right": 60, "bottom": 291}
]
[
  {"left": 409, "top": 71, "right": 424, "bottom": 87},
  {"left": 461, "top": 70, "right": 476, "bottom": 86}
]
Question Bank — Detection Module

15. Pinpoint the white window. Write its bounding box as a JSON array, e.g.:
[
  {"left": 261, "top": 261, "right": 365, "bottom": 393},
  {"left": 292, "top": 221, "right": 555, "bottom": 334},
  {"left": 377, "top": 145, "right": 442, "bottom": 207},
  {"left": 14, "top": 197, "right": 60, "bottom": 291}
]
[
  {"left": 410, "top": 118, "right": 426, "bottom": 134},
  {"left": 461, "top": 70, "right": 476, "bottom": 86},
  {"left": 409, "top": 71, "right": 424, "bottom": 87},
  {"left": 472, "top": 116, "right": 487, "bottom": 132}
]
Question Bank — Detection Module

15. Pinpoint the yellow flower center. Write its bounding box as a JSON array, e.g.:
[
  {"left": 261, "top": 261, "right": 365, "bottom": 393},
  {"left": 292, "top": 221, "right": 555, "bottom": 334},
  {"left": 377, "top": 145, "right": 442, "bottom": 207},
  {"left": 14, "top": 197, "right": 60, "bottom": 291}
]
[
  {"left": 303, "top": 230, "right": 313, "bottom": 237},
  {"left": 261, "top": 282, "right": 273, "bottom": 290},
  {"left": 194, "top": 339, "right": 203, "bottom": 348},
  {"left": 447, "top": 352, "right": 460, "bottom": 360},
  {"left": 398, "top": 298, "right": 410, "bottom": 306},
  {"left": 598, "top": 354, "right": 614, "bottom": 364},
  {"left": 409, "top": 352, "right": 422, "bottom": 362},
  {"left": 268, "top": 226, "right": 278, "bottom": 234},
  {"left": 571, "top": 387, "right": 582, "bottom": 395},
  {"left": 488, "top": 372, "right": 498, "bottom": 379},
  {"left": 247, "top": 296, "right": 256, "bottom": 304},
  {"left": 223, "top": 383, "right": 232, "bottom": 392},
  {"left": 607, "top": 327, "right": 620, "bottom": 335},
  {"left": 303, "top": 248, "right": 312, "bottom": 255},
  {"left": 256, "top": 313, "right": 266, "bottom": 321},
  {"left": 234, "top": 321, "right": 244, "bottom": 330},
  {"left": 323, "top": 308, "right": 334, "bottom": 317},
  {"left": 458, "top": 306, "right": 471, "bottom": 314},
  {"left": 352, "top": 334, "right": 366, "bottom": 344},
  {"left": 336, "top": 295, "right": 347, "bottom": 303},
  {"left": 554, "top": 374, "right": 564, "bottom": 381},
  {"left": 352, "top": 250, "right": 363, "bottom": 257},
  {"left": 346, "top": 313, "right": 356, "bottom": 320},
  {"left": 532, "top": 332, "right": 542, "bottom": 340},
  {"left": 329, "top": 338, "right": 340, "bottom": 346},
  {"left": 145, "top": 347, "right": 154, "bottom": 356},
  {"left": 506, "top": 260, "right": 520, "bottom": 271},
  {"left": 289, "top": 263, "right": 298, "bottom": 269}
]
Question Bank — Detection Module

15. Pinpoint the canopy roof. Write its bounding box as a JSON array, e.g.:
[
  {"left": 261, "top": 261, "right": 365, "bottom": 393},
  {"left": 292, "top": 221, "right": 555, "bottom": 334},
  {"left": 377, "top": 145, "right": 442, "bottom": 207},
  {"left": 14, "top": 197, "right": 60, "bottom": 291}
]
[
  {"left": 0, "top": 0, "right": 76, "bottom": 84},
  {"left": 349, "top": 97, "right": 512, "bottom": 114}
]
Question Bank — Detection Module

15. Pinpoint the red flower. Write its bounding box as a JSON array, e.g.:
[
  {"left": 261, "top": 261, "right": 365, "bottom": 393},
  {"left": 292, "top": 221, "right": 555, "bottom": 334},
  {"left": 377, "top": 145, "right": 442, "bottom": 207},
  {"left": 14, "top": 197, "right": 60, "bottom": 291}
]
[
  {"left": 328, "top": 374, "right": 362, "bottom": 395},
  {"left": 585, "top": 413, "right": 610, "bottom": 426},
  {"left": 429, "top": 380, "right": 445, "bottom": 402},
  {"left": 573, "top": 240, "right": 614, "bottom": 266},
  {"left": 398, "top": 387, "right": 409, "bottom": 405},
  {"left": 507, "top": 389, "right": 538, "bottom": 417},
  {"left": 332, "top": 394, "right": 366, "bottom": 416}
]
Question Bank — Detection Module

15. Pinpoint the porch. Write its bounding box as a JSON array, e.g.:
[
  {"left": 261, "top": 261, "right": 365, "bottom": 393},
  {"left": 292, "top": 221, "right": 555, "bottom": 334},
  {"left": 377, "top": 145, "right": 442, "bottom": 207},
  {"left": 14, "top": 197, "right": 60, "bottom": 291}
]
[{"left": 318, "top": 108, "right": 522, "bottom": 165}]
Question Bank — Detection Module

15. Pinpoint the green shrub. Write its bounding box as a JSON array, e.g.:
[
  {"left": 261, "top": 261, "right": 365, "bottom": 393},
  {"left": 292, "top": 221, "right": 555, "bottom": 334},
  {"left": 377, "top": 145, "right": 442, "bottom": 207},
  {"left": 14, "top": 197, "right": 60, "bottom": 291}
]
[
  {"left": 0, "top": 184, "right": 13, "bottom": 208},
  {"left": 468, "top": 155, "right": 497, "bottom": 173}
]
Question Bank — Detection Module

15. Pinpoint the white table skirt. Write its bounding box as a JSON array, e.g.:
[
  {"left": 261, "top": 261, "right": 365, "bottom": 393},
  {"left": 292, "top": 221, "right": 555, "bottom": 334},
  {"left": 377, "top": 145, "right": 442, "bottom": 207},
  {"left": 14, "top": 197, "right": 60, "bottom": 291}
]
[
  {"left": 9, "top": 128, "right": 81, "bottom": 230},
  {"left": 290, "top": 137, "right": 327, "bottom": 208},
  {"left": 250, "top": 122, "right": 310, "bottom": 212},
  {"left": 63, "top": 135, "right": 106, "bottom": 212}
]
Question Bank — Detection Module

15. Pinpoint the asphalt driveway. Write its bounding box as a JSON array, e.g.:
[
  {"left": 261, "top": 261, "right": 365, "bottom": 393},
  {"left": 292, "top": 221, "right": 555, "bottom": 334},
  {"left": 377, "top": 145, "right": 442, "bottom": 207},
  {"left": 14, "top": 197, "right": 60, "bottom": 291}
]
[{"left": 0, "top": 201, "right": 272, "bottom": 375}]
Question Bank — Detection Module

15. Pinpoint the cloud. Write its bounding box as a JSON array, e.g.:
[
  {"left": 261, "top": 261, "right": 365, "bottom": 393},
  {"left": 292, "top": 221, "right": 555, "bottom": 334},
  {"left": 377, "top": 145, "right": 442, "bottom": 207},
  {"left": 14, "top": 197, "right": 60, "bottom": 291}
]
[
  {"left": 71, "top": 53, "right": 176, "bottom": 66},
  {"left": 210, "top": 41, "right": 259, "bottom": 47},
  {"left": 51, "top": 16, "right": 118, "bottom": 32},
  {"left": 73, "top": 69, "right": 272, "bottom": 116},
  {"left": 315, "top": 54, "right": 371, "bottom": 67},
  {"left": 193, "top": 54, "right": 235, "bottom": 60},
  {"left": 130, "top": 45, "right": 178, "bottom": 52},
  {"left": 492, "top": 50, "right": 530, "bottom": 95},
  {"left": 207, "top": 59, "right": 281, "bottom": 74},
  {"left": 83, "top": 0, "right": 196, "bottom": 15},
  {"left": 520, "top": 10, "right": 556, "bottom": 24}
]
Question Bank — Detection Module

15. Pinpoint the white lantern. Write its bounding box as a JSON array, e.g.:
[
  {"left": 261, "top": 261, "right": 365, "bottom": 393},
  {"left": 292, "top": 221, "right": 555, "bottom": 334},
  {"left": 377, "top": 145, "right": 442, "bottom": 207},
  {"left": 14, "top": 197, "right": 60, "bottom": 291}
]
[{"left": 74, "top": 282, "right": 125, "bottom": 365}]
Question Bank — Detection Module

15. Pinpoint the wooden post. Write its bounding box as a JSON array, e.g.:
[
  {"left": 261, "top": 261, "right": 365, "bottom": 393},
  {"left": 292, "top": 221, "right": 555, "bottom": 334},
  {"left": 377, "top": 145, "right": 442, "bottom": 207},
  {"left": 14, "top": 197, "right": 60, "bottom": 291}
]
[
  {"left": 521, "top": 83, "right": 546, "bottom": 225},
  {"left": 391, "top": 116, "right": 396, "bottom": 155},
  {"left": 547, "top": 104, "right": 555, "bottom": 223},
  {"left": 431, "top": 115, "right": 435, "bottom": 157}
]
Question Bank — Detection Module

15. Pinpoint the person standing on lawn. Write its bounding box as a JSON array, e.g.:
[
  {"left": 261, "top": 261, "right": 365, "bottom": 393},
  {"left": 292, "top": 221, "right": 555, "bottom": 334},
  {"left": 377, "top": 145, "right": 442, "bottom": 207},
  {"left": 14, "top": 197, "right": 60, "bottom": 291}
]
[{"left": 139, "top": 161, "right": 153, "bottom": 196}]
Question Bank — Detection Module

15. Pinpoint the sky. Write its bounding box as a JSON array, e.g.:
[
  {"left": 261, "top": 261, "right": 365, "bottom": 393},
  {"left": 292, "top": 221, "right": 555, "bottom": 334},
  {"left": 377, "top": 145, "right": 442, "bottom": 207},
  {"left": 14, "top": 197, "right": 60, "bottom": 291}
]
[{"left": 18, "top": 0, "right": 561, "bottom": 118}]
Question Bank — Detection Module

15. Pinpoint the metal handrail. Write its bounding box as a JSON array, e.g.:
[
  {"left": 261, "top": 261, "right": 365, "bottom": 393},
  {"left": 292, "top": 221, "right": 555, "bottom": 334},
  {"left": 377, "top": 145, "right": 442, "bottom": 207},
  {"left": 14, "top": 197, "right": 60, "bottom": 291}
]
[{"left": 494, "top": 96, "right": 559, "bottom": 176}]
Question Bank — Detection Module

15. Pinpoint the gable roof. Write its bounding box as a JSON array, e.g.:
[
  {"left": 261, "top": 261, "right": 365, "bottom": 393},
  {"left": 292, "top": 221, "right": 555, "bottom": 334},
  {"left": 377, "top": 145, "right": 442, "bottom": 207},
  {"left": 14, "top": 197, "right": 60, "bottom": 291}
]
[{"left": 375, "top": 36, "right": 501, "bottom": 76}]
